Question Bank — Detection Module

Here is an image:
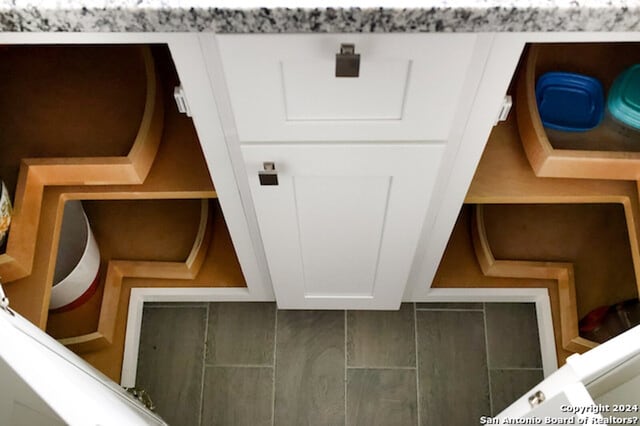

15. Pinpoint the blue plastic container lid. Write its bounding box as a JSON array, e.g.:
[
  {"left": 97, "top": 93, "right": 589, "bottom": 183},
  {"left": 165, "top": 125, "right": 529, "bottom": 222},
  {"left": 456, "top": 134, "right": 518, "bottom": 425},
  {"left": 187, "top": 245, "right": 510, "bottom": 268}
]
[
  {"left": 535, "top": 71, "right": 605, "bottom": 132},
  {"left": 608, "top": 64, "right": 640, "bottom": 131}
]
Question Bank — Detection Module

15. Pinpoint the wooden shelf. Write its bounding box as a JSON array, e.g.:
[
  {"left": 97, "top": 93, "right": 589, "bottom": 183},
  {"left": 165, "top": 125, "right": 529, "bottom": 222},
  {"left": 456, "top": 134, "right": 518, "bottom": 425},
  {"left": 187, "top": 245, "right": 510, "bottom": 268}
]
[
  {"left": 482, "top": 203, "right": 638, "bottom": 318},
  {"left": 475, "top": 203, "right": 639, "bottom": 351},
  {"left": 432, "top": 206, "right": 575, "bottom": 364},
  {"left": 82, "top": 202, "right": 245, "bottom": 382},
  {"left": 466, "top": 114, "right": 640, "bottom": 300},
  {"left": 517, "top": 43, "right": 640, "bottom": 180},
  {"left": 46, "top": 198, "right": 207, "bottom": 340}
]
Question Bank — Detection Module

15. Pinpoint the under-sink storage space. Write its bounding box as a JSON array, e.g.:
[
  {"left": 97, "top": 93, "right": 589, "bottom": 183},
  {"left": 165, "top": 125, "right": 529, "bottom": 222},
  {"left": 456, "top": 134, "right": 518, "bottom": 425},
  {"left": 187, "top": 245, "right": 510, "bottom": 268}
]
[
  {"left": 517, "top": 42, "right": 640, "bottom": 180},
  {"left": 464, "top": 40, "right": 640, "bottom": 357}
]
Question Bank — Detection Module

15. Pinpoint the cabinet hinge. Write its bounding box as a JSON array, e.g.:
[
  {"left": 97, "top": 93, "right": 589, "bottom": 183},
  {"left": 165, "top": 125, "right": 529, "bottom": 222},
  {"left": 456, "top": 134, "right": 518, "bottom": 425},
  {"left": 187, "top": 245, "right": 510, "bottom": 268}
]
[
  {"left": 173, "top": 85, "right": 192, "bottom": 117},
  {"left": 0, "top": 283, "right": 13, "bottom": 315},
  {"left": 494, "top": 95, "right": 513, "bottom": 125}
]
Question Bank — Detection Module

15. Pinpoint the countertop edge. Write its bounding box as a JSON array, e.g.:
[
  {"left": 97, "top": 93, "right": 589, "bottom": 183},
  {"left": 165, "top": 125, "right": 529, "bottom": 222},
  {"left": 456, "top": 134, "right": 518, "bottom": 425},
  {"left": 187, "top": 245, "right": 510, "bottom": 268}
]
[{"left": 1, "top": 6, "right": 640, "bottom": 33}]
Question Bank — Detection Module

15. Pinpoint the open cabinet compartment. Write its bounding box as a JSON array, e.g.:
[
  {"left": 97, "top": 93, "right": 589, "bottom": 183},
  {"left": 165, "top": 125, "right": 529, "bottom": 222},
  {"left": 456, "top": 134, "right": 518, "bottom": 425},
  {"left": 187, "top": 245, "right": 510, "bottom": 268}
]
[
  {"left": 478, "top": 203, "right": 638, "bottom": 320},
  {"left": 518, "top": 42, "right": 640, "bottom": 180},
  {"left": 0, "top": 44, "right": 163, "bottom": 283},
  {"left": 45, "top": 198, "right": 243, "bottom": 347},
  {"left": 462, "top": 42, "right": 640, "bottom": 361},
  {"left": 45, "top": 198, "right": 210, "bottom": 345},
  {"left": 473, "top": 203, "right": 639, "bottom": 349},
  {"left": 0, "top": 43, "right": 247, "bottom": 381}
]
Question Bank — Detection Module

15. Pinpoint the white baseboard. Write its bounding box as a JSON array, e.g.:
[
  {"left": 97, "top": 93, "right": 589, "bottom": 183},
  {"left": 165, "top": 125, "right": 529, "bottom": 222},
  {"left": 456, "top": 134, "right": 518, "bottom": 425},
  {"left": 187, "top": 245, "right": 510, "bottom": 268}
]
[{"left": 120, "top": 287, "right": 557, "bottom": 387}]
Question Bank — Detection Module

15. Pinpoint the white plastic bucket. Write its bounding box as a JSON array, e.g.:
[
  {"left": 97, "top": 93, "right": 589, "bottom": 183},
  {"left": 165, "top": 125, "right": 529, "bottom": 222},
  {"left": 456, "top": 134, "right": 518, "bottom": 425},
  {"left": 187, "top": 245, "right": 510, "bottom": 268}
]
[{"left": 49, "top": 200, "right": 100, "bottom": 312}]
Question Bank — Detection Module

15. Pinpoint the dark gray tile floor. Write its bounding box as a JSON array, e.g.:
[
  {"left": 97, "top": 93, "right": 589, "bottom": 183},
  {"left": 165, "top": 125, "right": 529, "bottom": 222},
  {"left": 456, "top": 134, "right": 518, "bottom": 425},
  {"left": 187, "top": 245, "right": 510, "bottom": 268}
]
[{"left": 136, "top": 302, "right": 544, "bottom": 426}]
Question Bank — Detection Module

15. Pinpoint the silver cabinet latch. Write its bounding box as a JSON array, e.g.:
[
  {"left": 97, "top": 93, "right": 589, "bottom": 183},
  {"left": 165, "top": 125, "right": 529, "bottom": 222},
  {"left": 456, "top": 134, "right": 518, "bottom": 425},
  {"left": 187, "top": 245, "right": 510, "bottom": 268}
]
[
  {"left": 173, "top": 85, "right": 192, "bottom": 117},
  {"left": 495, "top": 95, "right": 513, "bottom": 125},
  {"left": 259, "top": 162, "right": 278, "bottom": 186},
  {"left": 336, "top": 44, "right": 360, "bottom": 78}
]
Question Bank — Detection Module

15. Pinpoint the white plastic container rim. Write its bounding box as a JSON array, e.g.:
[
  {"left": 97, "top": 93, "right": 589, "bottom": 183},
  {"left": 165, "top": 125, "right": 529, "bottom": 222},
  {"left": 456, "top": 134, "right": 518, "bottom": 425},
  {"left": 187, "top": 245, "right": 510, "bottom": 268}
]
[{"left": 49, "top": 204, "right": 100, "bottom": 311}]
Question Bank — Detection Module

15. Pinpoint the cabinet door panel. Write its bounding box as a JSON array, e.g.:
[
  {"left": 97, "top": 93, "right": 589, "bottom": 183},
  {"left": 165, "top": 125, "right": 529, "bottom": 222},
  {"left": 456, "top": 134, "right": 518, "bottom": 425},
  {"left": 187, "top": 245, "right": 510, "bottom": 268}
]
[
  {"left": 242, "top": 143, "right": 445, "bottom": 309},
  {"left": 295, "top": 175, "right": 389, "bottom": 297}
]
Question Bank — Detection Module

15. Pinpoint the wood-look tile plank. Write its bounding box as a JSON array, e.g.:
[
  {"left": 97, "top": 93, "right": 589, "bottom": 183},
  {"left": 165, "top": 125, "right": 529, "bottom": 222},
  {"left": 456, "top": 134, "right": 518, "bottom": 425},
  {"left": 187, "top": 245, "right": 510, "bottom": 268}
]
[
  {"left": 490, "top": 369, "right": 544, "bottom": 415},
  {"left": 485, "top": 303, "right": 542, "bottom": 368},
  {"left": 347, "top": 303, "right": 415, "bottom": 367},
  {"left": 201, "top": 366, "right": 273, "bottom": 426},
  {"left": 274, "top": 310, "right": 345, "bottom": 426},
  {"left": 417, "top": 310, "right": 490, "bottom": 425},
  {"left": 136, "top": 306, "right": 206, "bottom": 426},
  {"left": 347, "top": 369, "right": 417, "bottom": 426},
  {"left": 206, "top": 302, "right": 276, "bottom": 366}
]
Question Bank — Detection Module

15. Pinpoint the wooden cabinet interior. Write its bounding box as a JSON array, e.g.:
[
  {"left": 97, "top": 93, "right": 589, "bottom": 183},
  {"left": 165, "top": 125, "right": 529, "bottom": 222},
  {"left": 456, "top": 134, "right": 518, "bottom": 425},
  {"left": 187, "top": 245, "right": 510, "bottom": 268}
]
[
  {"left": 459, "top": 43, "right": 640, "bottom": 360},
  {"left": 0, "top": 44, "right": 246, "bottom": 381},
  {"left": 0, "top": 45, "right": 147, "bottom": 191},
  {"left": 481, "top": 203, "right": 637, "bottom": 319},
  {"left": 0, "top": 44, "right": 163, "bottom": 283},
  {"left": 46, "top": 198, "right": 208, "bottom": 344}
]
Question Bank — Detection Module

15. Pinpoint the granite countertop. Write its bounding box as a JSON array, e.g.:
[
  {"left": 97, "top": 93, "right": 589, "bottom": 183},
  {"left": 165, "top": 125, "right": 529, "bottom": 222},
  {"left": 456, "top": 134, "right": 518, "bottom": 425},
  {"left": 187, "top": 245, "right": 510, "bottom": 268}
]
[{"left": 1, "top": 0, "right": 640, "bottom": 32}]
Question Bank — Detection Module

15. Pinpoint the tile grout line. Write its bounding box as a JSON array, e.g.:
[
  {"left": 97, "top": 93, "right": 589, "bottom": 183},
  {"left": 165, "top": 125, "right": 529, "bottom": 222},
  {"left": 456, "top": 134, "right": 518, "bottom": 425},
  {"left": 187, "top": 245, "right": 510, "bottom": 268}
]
[
  {"left": 204, "top": 363, "right": 274, "bottom": 368},
  {"left": 488, "top": 367, "right": 545, "bottom": 371},
  {"left": 271, "top": 305, "right": 278, "bottom": 426},
  {"left": 415, "top": 308, "right": 485, "bottom": 312},
  {"left": 414, "top": 302, "right": 421, "bottom": 426},
  {"left": 344, "top": 309, "right": 348, "bottom": 426},
  {"left": 197, "top": 303, "right": 210, "bottom": 426},
  {"left": 346, "top": 366, "right": 417, "bottom": 370},
  {"left": 482, "top": 303, "right": 494, "bottom": 416}
]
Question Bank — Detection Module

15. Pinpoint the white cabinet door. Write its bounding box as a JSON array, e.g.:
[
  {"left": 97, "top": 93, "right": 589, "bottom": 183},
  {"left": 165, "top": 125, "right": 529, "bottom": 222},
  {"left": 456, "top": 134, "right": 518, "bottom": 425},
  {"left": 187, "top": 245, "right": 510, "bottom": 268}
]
[
  {"left": 242, "top": 143, "right": 445, "bottom": 309},
  {"left": 495, "top": 374, "right": 603, "bottom": 424},
  {"left": 497, "top": 323, "right": 640, "bottom": 424},
  {"left": 217, "top": 33, "right": 485, "bottom": 142},
  {"left": 0, "top": 289, "right": 166, "bottom": 426}
]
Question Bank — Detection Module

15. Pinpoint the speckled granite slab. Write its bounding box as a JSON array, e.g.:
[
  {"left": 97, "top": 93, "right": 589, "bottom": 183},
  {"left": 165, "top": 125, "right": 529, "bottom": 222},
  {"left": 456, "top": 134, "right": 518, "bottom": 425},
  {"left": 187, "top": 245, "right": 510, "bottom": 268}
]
[{"left": 1, "top": 1, "right": 640, "bottom": 32}]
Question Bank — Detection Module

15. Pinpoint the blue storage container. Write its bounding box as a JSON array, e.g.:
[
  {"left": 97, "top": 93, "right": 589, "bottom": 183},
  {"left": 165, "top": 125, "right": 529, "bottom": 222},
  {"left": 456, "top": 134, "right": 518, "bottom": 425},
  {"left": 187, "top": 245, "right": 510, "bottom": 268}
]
[{"left": 535, "top": 71, "right": 604, "bottom": 132}]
